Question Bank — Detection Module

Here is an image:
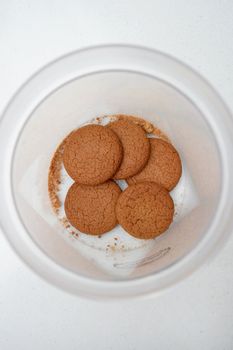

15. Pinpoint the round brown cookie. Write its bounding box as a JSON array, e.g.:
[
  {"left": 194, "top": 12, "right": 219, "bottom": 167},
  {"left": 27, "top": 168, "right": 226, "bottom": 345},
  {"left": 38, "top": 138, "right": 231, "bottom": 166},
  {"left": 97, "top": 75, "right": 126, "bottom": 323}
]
[
  {"left": 65, "top": 181, "right": 121, "bottom": 235},
  {"left": 127, "top": 138, "right": 182, "bottom": 191},
  {"left": 63, "top": 124, "right": 123, "bottom": 185},
  {"left": 107, "top": 120, "right": 150, "bottom": 179},
  {"left": 116, "top": 182, "right": 174, "bottom": 239}
]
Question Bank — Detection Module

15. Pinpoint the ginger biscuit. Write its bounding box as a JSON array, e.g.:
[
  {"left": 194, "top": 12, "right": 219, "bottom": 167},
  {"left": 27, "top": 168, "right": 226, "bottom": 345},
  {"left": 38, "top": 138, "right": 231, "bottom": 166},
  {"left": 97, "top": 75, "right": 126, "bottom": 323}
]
[
  {"left": 116, "top": 182, "right": 174, "bottom": 239},
  {"left": 127, "top": 138, "right": 182, "bottom": 191},
  {"left": 107, "top": 120, "right": 150, "bottom": 179},
  {"left": 65, "top": 181, "right": 121, "bottom": 235},
  {"left": 63, "top": 124, "right": 123, "bottom": 185}
]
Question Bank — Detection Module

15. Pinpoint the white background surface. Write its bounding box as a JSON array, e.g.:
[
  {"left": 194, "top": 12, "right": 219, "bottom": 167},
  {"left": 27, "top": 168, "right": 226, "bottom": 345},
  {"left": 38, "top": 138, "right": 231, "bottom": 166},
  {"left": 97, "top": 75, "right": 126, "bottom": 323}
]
[{"left": 0, "top": 1, "right": 233, "bottom": 349}]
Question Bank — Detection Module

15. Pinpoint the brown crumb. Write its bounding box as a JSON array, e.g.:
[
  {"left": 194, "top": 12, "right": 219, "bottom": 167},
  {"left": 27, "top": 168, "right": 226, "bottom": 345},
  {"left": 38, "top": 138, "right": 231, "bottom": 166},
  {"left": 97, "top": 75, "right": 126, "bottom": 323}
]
[
  {"left": 61, "top": 217, "right": 69, "bottom": 227},
  {"left": 48, "top": 132, "right": 73, "bottom": 214},
  {"left": 95, "top": 117, "right": 103, "bottom": 124},
  {"left": 114, "top": 237, "right": 118, "bottom": 240}
]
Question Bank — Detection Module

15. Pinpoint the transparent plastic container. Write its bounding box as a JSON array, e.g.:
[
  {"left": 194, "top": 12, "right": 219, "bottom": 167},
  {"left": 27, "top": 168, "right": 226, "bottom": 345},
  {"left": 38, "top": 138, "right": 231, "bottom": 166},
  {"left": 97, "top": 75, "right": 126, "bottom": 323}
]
[{"left": 0, "top": 45, "right": 233, "bottom": 299}]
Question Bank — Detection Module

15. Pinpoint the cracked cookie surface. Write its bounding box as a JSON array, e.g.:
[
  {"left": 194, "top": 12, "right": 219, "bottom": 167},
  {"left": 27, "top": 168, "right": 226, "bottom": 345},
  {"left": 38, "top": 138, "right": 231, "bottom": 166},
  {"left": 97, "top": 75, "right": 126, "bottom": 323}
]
[
  {"left": 63, "top": 124, "right": 123, "bottom": 185},
  {"left": 116, "top": 182, "right": 174, "bottom": 239},
  {"left": 108, "top": 120, "right": 150, "bottom": 179},
  {"left": 65, "top": 181, "right": 121, "bottom": 235},
  {"left": 127, "top": 138, "right": 182, "bottom": 191}
]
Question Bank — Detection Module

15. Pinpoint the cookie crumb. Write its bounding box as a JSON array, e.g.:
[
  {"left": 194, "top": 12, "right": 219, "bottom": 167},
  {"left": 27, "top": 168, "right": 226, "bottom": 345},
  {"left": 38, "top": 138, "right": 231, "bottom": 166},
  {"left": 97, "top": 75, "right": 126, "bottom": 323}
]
[{"left": 48, "top": 133, "right": 72, "bottom": 213}]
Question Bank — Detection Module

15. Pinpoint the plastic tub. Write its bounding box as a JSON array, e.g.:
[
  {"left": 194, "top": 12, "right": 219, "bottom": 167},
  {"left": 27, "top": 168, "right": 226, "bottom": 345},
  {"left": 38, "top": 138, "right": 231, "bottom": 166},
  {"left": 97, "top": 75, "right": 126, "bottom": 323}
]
[{"left": 0, "top": 44, "right": 233, "bottom": 299}]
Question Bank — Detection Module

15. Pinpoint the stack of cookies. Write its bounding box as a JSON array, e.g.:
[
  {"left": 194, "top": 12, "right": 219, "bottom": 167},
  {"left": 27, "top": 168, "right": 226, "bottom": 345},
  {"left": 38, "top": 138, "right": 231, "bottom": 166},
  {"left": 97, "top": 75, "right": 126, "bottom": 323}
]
[{"left": 63, "top": 119, "right": 182, "bottom": 240}]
